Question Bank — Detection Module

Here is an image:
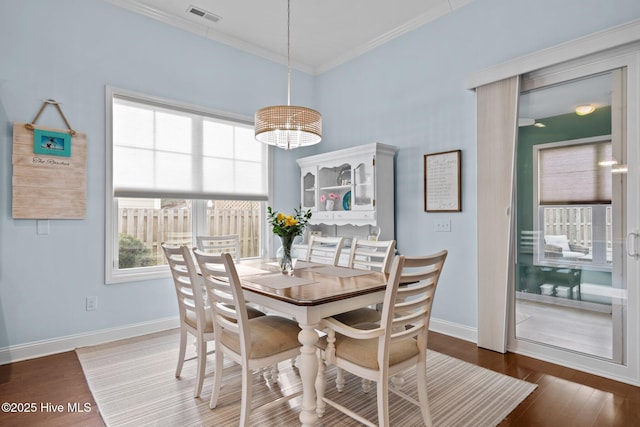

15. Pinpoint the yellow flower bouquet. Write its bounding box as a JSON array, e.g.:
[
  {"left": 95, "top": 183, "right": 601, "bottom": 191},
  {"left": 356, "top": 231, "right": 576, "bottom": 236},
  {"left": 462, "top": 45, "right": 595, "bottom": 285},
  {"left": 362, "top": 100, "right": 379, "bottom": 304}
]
[{"left": 267, "top": 206, "right": 312, "bottom": 273}]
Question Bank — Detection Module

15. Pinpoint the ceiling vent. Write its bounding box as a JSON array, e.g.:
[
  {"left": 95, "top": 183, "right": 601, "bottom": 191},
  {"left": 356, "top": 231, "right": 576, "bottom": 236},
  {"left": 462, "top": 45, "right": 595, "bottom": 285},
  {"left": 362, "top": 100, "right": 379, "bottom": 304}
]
[{"left": 186, "top": 5, "right": 221, "bottom": 23}]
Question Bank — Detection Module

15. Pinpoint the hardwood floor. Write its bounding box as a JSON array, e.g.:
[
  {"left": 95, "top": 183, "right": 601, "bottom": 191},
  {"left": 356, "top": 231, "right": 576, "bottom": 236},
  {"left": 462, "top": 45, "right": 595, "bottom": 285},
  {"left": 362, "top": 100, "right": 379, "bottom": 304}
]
[
  {"left": 0, "top": 351, "right": 103, "bottom": 427},
  {"left": 1, "top": 332, "right": 638, "bottom": 426},
  {"left": 427, "top": 333, "right": 640, "bottom": 427}
]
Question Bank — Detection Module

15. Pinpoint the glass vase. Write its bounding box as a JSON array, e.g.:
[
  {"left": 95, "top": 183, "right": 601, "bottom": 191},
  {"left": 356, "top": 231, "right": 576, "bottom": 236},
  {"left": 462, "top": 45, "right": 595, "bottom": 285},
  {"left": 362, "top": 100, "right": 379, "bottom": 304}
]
[{"left": 279, "top": 234, "right": 295, "bottom": 274}]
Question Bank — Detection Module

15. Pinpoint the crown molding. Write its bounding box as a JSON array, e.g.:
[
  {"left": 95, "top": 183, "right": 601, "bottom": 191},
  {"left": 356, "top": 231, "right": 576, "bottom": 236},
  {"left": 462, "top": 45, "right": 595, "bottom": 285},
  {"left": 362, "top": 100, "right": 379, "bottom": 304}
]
[
  {"left": 103, "top": 0, "right": 315, "bottom": 74},
  {"left": 316, "top": 0, "right": 474, "bottom": 74},
  {"left": 104, "top": 0, "right": 472, "bottom": 76}
]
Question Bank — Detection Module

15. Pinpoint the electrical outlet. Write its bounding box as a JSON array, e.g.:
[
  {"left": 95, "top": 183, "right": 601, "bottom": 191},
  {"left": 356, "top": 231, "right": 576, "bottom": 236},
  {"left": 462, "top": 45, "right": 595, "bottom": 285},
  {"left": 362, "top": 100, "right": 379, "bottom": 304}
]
[
  {"left": 435, "top": 219, "right": 451, "bottom": 232},
  {"left": 86, "top": 296, "right": 98, "bottom": 311}
]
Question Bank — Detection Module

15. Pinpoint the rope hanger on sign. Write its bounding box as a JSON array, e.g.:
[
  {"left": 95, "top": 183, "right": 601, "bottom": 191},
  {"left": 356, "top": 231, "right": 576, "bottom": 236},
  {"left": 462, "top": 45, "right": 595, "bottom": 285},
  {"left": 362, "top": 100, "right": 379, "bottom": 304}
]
[{"left": 24, "top": 99, "right": 76, "bottom": 136}]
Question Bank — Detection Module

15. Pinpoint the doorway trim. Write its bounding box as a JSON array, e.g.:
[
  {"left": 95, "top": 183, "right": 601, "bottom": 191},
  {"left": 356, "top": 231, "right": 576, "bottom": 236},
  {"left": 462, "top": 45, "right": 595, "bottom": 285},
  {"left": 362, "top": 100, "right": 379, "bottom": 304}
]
[
  {"left": 466, "top": 18, "right": 640, "bottom": 89},
  {"left": 469, "top": 22, "right": 640, "bottom": 385}
]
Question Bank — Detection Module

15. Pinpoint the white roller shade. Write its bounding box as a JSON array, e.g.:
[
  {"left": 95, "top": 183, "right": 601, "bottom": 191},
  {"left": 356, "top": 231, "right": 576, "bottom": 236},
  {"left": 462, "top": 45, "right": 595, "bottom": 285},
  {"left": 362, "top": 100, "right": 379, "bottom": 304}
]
[{"left": 112, "top": 96, "right": 268, "bottom": 201}]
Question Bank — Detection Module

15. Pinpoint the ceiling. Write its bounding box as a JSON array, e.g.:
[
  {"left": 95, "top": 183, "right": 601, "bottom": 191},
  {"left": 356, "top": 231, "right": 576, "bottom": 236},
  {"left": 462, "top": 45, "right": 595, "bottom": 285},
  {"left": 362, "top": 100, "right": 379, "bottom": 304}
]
[
  {"left": 104, "top": 0, "right": 610, "bottom": 119},
  {"left": 105, "top": 0, "right": 474, "bottom": 74},
  {"left": 519, "top": 73, "right": 613, "bottom": 123}
]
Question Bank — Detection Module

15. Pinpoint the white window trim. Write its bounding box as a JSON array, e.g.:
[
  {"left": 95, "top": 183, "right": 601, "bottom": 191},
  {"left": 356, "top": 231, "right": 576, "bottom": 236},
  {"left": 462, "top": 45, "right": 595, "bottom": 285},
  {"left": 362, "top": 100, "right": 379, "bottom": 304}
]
[{"left": 104, "top": 86, "right": 272, "bottom": 284}]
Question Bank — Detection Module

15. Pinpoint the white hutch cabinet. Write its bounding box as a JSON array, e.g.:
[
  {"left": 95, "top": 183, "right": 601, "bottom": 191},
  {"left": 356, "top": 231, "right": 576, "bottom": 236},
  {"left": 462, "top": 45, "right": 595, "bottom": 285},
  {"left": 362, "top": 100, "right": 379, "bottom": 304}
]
[{"left": 295, "top": 143, "right": 396, "bottom": 247}]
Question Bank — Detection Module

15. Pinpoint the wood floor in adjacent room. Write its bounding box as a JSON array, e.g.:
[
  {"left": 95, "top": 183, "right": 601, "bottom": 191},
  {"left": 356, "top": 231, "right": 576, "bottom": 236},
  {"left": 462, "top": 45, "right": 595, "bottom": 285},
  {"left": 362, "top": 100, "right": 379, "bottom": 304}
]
[{"left": 0, "top": 332, "right": 638, "bottom": 426}]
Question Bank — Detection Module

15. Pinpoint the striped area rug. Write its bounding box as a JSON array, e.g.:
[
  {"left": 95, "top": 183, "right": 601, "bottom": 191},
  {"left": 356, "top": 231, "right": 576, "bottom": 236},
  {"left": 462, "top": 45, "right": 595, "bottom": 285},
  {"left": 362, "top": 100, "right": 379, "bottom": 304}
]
[{"left": 76, "top": 329, "right": 536, "bottom": 426}]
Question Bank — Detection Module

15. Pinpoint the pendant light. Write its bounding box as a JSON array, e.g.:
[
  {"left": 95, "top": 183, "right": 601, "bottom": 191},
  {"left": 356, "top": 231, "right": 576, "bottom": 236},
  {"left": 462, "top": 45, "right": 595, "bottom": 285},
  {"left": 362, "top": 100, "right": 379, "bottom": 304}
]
[{"left": 254, "top": 0, "right": 322, "bottom": 149}]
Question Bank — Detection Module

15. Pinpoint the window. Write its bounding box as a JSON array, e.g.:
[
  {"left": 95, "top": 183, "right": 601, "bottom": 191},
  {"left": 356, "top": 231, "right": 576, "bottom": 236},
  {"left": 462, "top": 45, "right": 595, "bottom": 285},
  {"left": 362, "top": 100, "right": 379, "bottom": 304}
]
[
  {"left": 106, "top": 87, "right": 269, "bottom": 283},
  {"left": 533, "top": 136, "right": 612, "bottom": 270}
]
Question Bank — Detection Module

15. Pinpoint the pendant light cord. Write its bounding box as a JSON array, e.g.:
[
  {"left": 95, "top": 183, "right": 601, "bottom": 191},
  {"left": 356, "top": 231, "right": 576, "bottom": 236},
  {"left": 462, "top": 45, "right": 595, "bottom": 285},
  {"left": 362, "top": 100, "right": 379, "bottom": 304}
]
[{"left": 287, "top": 0, "right": 291, "bottom": 106}]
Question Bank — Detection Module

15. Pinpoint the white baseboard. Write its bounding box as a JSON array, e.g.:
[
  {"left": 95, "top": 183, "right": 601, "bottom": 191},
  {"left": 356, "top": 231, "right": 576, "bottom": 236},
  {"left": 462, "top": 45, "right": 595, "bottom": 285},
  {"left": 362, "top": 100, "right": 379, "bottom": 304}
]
[
  {"left": 1, "top": 315, "right": 475, "bottom": 365},
  {"left": 430, "top": 317, "right": 478, "bottom": 343},
  {"left": 0, "top": 317, "right": 179, "bottom": 365}
]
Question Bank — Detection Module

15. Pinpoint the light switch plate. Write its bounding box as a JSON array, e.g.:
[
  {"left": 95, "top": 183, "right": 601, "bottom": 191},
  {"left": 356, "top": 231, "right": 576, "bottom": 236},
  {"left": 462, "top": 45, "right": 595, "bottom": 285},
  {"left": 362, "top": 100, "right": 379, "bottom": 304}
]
[
  {"left": 36, "top": 220, "right": 49, "bottom": 235},
  {"left": 435, "top": 219, "right": 451, "bottom": 232}
]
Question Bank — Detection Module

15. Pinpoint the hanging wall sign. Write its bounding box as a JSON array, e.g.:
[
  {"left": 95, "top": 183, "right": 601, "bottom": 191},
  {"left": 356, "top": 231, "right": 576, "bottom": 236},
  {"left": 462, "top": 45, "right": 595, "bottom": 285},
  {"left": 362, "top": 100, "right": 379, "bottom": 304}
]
[{"left": 12, "top": 100, "right": 86, "bottom": 219}]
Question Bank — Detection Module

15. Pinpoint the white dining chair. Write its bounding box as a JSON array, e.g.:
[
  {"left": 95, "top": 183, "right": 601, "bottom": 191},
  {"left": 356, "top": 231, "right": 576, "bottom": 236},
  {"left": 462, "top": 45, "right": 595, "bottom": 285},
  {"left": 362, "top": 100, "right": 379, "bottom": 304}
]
[
  {"left": 193, "top": 250, "right": 303, "bottom": 426},
  {"left": 162, "top": 244, "right": 215, "bottom": 398},
  {"left": 306, "top": 235, "right": 345, "bottom": 265},
  {"left": 316, "top": 250, "right": 448, "bottom": 426},
  {"left": 196, "top": 234, "right": 241, "bottom": 261},
  {"left": 332, "top": 238, "right": 396, "bottom": 326}
]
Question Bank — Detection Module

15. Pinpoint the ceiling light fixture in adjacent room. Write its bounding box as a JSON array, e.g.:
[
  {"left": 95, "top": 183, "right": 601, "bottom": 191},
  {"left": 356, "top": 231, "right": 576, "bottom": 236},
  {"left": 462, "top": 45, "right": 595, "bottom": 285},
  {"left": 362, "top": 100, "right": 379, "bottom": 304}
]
[
  {"left": 598, "top": 160, "right": 618, "bottom": 167},
  {"left": 575, "top": 105, "right": 596, "bottom": 116},
  {"left": 254, "top": 0, "right": 322, "bottom": 149}
]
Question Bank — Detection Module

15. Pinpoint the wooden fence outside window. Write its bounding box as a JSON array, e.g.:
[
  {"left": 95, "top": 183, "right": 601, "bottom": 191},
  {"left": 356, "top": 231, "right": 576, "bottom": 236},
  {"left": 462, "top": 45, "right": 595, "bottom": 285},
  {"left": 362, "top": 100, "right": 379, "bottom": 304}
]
[{"left": 119, "top": 203, "right": 261, "bottom": 265}]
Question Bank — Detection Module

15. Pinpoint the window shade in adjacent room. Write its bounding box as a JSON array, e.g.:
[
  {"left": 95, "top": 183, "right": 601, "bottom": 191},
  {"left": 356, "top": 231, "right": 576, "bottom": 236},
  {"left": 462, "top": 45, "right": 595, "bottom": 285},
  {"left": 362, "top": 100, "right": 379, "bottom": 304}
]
[
  {"left": 112, "top": 95, "right": 268, "bottom": 201},
  {"left": 538, "top": 141, "right": 612, "bottom": 204}
]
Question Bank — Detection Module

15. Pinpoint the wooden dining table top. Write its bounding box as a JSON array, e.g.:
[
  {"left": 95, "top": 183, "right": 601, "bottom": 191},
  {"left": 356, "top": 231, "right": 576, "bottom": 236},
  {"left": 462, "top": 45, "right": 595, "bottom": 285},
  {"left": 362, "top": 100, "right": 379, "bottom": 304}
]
[{"left": 235, "top": 258, "right": 388, "bottom": 306}]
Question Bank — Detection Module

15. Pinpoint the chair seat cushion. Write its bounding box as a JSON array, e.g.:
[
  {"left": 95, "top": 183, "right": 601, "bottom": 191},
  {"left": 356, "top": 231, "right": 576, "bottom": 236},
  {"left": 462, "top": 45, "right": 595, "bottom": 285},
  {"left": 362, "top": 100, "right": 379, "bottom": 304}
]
[
  {"left": 221, "top": 315, "right": 300, "bottom": 359},
  {"left": 318, "top": 322, "right": 419, "bottom": 370},
  {"left": 332, "top": 308, "right": 381, "bottom": 325},
  {"left": 244, "top": 305, "right": 267, "bottom": 319},
  {"left": 185, "top": 310, "right": 214, "bottom": 333},
  {"left": 185, "top": 305, "right": 264, "bottom": 333}
]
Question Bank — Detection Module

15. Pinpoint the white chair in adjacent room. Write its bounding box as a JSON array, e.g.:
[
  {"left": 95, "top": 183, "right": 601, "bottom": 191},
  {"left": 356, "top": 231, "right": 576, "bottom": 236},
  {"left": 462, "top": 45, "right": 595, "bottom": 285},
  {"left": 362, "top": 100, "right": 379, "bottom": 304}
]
[
  {"left": 316, "top": 250, "right": 448, "bottom": 426},
  {"left": 193, "top": 250, "right": 302, "bottom": 426},
  {"left": 543, "top": 234, "right": 590, "bottom": 260}
]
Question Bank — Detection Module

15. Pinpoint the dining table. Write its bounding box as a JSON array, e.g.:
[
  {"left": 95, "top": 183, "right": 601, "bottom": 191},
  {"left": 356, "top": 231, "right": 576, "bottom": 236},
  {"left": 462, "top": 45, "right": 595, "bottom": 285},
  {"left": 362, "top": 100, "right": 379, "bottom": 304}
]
[{"left": 231, "top": 258, "right": 388, "bottom": 427}]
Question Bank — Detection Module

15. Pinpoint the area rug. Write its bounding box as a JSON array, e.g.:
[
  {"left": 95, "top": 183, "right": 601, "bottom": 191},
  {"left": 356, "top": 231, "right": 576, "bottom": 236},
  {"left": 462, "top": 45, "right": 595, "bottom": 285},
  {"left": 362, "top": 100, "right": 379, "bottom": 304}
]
[{"left": 76, "top": 329, "right": 536, "bottom": 426}]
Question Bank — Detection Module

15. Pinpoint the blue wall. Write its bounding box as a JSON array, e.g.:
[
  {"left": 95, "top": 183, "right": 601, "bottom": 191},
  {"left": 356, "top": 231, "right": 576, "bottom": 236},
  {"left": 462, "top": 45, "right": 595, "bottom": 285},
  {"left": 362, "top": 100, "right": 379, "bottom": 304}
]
[
  {"left": 1, "top": 0, "right": 639, "bottom": 353},
  {"left": 315, "top": 0, "right": 640, "bottom": 326},
  {"left": 0, "top": 0, "right": 313, "bottom": 350}
]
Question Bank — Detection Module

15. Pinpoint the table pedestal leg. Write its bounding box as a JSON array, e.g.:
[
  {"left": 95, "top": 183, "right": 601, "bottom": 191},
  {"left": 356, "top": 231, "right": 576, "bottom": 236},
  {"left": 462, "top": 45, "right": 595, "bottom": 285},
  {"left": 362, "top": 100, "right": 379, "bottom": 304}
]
[{"left": 298, "top": 324, "right": 319, "bottom": 426}]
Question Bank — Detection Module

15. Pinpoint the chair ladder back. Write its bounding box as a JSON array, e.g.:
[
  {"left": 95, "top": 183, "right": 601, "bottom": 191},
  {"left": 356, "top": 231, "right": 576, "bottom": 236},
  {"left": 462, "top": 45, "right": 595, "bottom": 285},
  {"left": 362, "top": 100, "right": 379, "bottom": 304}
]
[
  {"left": 378, "top": 255, "right": 407, "bottom": 334},
  {"left": 220, "top": 252, "right": 254, "bottom": 358},
  {"left": 162, "top": 244, "right": 206, "bottom": 329},
  {"left": 376, "top": 255, "right": 407, "bottom": 370},
  {"left": 196, "top": 234, "right": 241, "bottom": 261},
  {"left": 389, "top": 250, "right": 448, "bottom": 341},
  {"left": 193, "top": 250, "right": 243, "bottom": 336},
  {"left": 306, "top": 235, "right": 345, "bottom": 265},
  {"left": 349, "top": 238, "right": 396, "bottom": 273}
]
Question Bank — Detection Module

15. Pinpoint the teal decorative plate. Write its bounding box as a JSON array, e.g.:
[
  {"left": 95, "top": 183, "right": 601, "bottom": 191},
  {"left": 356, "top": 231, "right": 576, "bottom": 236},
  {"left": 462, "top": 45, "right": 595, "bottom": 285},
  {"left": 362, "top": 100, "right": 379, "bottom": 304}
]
[{"left": 343, "top": 191, "right": 351, "bottom": 211}]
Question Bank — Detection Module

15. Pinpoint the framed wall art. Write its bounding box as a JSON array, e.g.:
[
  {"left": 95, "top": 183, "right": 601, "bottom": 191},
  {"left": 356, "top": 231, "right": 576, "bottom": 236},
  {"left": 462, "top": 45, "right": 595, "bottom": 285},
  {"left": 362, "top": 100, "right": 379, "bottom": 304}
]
[
  {"left": 33, "top": 128, "right": 71, "bottom": 157},
  {"left": 424, "top": 149, "right": 461, "bottom": 212}
]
